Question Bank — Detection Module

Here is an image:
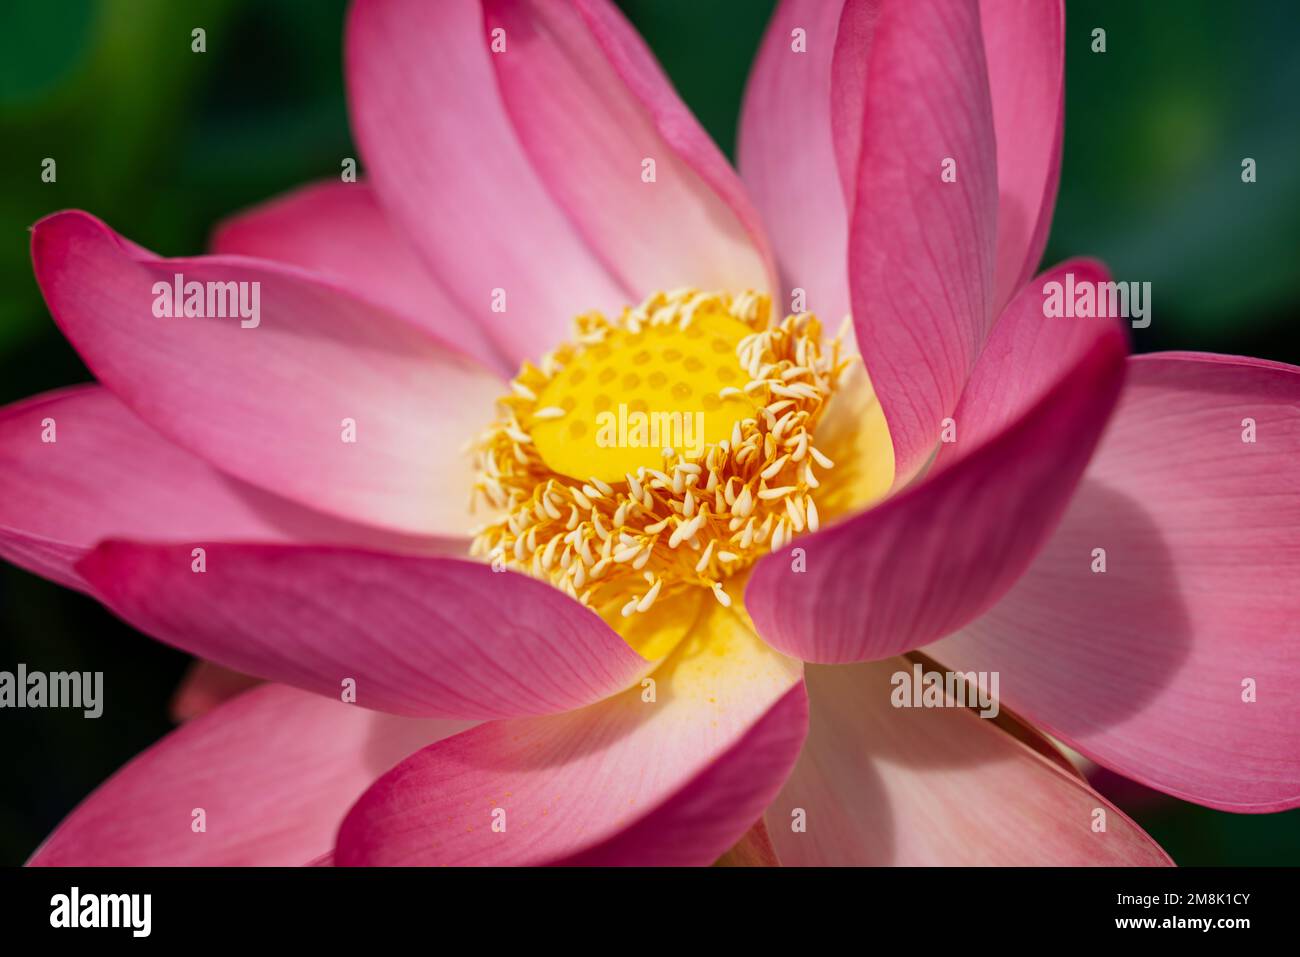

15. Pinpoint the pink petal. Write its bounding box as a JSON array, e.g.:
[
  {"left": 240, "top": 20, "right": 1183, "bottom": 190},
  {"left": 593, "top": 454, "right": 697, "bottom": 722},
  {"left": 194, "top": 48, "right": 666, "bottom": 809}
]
[
  {"left": 170, "top": 660, "right": 262, "bottom": 722},
  {"left": 929, "top": 259, "right": 1123, "bottom": 461},
  {"left": 746, "top": 260, "right": 1128, "bottom": 663},
  {"left": 766, "top": 659, "right": 1171, "bottom": 865},
  {"left": 845, "top": 0, "right": 999, "bottom": 483},
  {"left": 931, "top": 353, "right": 1300, "bottom": 811},
  {"left": 484, "top": 0, "right": 774, "bottom": 298},
  {"left": 555, "top": 686, "right": 805, "bottom": 866},
  {"left": 346, "top": 0, "right": 630, "bottom": 365},
  {"left": 76, "top": 541, "right": 647, "bottom": 720},
  {"left": 0, "top": 385, "right": 450, "bottom": 592},
  {"left": 980, "top": 0, "right": 1065, "bottom": 314},
  {"left": 31, "top": 210, "right": 502, "bottom": 537},
  {"left": 28, "top": 683, "right": 470, "bottom": 866},
  {"left": 335, "top": 606, "right": 805, "bottom": 865},
  {"left": 738, "top": 0, "right": 856, "bottom": 321},
  {"left": 740, "top": 0, "right": 1061, "bottom": 349},
  {"left": 828, "top": 0, "right": 878, "bottom": 210},
  {"left": 210, "top": 179, "right": 507, "bottom": 374}
]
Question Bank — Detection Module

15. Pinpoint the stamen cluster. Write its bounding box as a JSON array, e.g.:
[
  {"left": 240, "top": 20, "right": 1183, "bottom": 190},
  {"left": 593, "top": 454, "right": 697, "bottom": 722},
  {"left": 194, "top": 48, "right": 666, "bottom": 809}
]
[{"left": 469, "top": 289, "right": 850, "bottom": 616}]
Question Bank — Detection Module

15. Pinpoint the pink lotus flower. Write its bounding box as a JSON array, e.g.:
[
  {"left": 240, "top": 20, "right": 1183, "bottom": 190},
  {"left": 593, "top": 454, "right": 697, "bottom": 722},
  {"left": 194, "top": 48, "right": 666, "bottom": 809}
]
[{"left": 8, "top": 0, "right": 1297, "bottom": 867}]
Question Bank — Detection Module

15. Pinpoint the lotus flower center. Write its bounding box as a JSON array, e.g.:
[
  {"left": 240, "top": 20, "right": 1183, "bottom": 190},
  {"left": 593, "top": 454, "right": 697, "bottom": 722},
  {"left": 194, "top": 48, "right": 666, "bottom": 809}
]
[{"left": 470, "top": 289, "right": 849, "bottom": 616}]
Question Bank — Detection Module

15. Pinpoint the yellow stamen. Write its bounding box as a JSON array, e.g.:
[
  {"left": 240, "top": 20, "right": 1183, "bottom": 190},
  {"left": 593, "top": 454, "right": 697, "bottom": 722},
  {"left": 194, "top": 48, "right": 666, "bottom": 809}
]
[{"left": 469, "top": 289, "right": 852, "bottom": 614}]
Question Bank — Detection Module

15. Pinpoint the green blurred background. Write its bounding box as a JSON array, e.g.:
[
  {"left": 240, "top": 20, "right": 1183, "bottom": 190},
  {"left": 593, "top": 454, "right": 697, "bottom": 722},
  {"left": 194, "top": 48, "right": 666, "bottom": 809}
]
[{"left": 0, "top": 0, "right": 1297, "bottom": 865}]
